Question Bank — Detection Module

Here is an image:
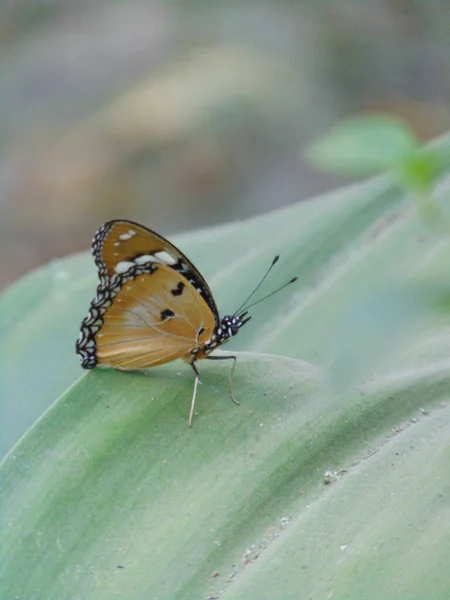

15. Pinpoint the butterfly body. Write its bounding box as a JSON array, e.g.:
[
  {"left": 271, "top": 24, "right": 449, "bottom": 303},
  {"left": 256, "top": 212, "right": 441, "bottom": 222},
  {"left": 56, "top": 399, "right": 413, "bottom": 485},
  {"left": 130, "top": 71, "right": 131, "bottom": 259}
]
[{"left": 76, "top": 220, "right": 249, "bottom": 424}]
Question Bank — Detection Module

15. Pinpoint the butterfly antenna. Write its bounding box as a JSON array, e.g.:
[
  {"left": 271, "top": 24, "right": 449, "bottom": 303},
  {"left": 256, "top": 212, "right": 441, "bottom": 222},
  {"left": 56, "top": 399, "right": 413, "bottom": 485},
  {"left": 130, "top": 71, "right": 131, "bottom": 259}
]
[
  {"left": 238, "top": 277, "right": 297, "bottom": 316},
  {"left": 233, "top": 255, "right": 280, "bottom": 317}
]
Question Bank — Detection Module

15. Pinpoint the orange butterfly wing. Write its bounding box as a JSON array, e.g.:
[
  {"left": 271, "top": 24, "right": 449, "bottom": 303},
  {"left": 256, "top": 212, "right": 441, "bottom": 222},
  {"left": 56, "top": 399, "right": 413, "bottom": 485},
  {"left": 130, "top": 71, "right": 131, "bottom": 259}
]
[
  {"left": 77, "top": 262, "right": 216, "bottom": 370},
  {"left": 92, "top": 219, "right": 219, "bottom": 323}
]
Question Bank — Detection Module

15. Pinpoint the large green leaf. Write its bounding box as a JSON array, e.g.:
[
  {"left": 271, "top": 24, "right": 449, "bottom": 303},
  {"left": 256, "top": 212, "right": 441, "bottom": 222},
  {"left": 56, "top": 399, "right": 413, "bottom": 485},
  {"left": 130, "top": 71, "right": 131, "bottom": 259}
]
[
  {"left": 2, "top": 133, "right": 450, "bottom": 598},
  {"left": 2, "top": 351, "right": 449, "bottom": 599}
]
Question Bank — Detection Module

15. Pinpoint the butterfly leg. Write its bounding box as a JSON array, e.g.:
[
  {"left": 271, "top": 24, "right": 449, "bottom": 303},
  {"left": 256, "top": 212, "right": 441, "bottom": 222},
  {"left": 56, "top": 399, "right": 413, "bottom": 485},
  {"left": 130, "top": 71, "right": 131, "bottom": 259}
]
[
  {"left": 206, "top": 355, "right": 240, "bottom": 406},
  {"left": 189, "top": 362, "right": 201, "bottom": 427}
]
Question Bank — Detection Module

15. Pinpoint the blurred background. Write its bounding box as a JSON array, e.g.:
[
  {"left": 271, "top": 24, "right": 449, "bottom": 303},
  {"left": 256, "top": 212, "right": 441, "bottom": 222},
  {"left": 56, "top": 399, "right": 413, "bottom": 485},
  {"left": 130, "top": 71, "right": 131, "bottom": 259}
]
[{"left": 1, "top": 0, "right": 449, "bottom": 290}]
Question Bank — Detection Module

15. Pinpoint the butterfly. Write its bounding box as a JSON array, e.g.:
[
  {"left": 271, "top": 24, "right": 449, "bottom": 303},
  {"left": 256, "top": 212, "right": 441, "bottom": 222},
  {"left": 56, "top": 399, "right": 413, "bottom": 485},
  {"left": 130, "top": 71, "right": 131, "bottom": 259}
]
[{"left": 76, "top": 219, "right": 296, "bottom": 425}]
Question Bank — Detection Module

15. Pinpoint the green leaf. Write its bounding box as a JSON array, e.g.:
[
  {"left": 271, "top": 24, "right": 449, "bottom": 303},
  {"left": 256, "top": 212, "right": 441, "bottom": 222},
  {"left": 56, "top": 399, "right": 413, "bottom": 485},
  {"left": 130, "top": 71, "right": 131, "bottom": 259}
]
[
  {"left": 0, "top": 255, "right": 92, "bottom": 457},
  {"left": 3, "top": 355, "right": 450, "bottom": 599},
  {"left": 397, "top": 148, "right": 440, "bottom": 192},
  {"left": 306, "top": 115, "right": 419, "bottom": 175},
  {"left": 2, "top": 132, "right": 450, "bottom": 598},
  {"left": 228, "top": 395, "right": 450, "bottom": 600},
  {"left": 2, "top": 355, "right": 318, "bottom": 599},
  {"left": 328, "top": 279, "right": 450, "bottom": 389}
]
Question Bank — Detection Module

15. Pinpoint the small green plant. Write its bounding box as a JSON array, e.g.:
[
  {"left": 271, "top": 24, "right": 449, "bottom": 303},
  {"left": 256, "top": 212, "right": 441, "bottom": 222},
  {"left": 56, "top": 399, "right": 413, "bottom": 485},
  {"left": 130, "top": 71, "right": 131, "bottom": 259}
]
[{"left": 306, "top": 114, "right": 447, "bottom": 228}]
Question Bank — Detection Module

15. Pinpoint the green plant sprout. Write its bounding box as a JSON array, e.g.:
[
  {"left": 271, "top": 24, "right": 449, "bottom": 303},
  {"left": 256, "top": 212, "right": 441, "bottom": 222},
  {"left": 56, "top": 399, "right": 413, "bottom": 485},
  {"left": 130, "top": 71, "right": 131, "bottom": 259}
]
[{"left": 306, "top": 114, "right": 448, "bottom": 230}]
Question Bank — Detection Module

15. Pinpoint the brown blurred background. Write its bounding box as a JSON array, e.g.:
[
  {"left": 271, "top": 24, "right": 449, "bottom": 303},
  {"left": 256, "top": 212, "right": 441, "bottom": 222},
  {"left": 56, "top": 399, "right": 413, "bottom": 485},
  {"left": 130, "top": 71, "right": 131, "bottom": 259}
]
[{"left": 1, "top": 0, "right": 449, "bottom": 290}]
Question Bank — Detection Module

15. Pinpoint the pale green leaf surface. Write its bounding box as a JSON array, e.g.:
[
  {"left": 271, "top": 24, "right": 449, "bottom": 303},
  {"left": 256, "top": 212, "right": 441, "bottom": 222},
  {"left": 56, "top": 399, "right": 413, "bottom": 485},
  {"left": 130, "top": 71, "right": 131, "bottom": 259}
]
[
  {"left": 2, "top": 350, "right": 449, "bottom": 599},
  {"left": 2, "top": 355, "right": 318, "bottom": 599},
  {"left": 230, "top": 396, "right": 450, "bottom": 600}
]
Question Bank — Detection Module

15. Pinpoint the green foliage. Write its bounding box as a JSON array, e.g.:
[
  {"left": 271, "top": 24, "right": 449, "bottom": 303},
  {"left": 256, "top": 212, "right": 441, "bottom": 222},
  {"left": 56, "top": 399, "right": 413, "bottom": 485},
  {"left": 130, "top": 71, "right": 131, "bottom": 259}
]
[
  {"left": 2, "top": 132, "right": 450, "bottom": 599},
  {"left": 306, "top": 115, "right": 421, "bottom": 175},
  {"left": 305, "top": 115, "right": 449, "bottom": 229}
]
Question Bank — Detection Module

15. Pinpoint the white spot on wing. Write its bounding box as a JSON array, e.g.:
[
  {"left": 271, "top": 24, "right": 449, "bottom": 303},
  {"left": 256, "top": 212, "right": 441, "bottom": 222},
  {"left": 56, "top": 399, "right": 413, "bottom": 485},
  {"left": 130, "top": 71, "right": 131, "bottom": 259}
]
[
  {"left": 119, "top": 230, "right": 136, "bottom": 241},
  {"left": 115, "top": 261, "right": 135, "bottom": 274},
  {"left": 134, "top": 254, "right": 154, "bottom": 265},
  {"left": 154, "top": 251, "right": 177, "bottom": 265}
]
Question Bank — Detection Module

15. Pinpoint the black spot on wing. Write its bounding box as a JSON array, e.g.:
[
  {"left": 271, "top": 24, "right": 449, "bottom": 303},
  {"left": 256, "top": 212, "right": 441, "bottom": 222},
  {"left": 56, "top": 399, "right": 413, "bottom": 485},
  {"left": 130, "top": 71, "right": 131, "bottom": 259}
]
[
  {"left": 172, "top": 260, "right": 216, "bottom": 310},
  {"left": 198, "top": 327, "right": 205, "bottom": 336},
  {"left": 160, "top": 308, "right": 175, "bottom": 321},
  {"left": 172, "top": 258, "right": 186, "bottom": 273},
  {"left": 171, "top": 282, "right": 185, "bottom": 296}
]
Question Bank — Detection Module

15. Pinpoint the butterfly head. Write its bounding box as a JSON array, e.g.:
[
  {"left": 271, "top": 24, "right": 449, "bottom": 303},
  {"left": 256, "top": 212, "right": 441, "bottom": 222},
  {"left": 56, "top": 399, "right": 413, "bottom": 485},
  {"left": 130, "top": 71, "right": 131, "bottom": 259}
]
[
  {"left": 203, "top": 312, "right": 251, "bottom": 354},
  {"left": 217, "top": 313, "right": 251, "bottom": 342}
]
